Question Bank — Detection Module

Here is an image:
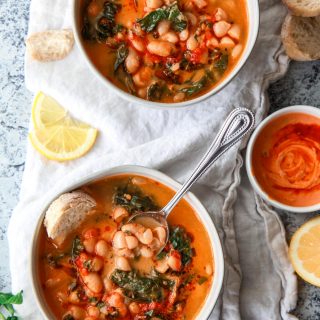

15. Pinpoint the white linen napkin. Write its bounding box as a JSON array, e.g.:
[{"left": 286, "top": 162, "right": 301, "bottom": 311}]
[{"left": 8, "top": 0, "right": 298, "bottom": 318}]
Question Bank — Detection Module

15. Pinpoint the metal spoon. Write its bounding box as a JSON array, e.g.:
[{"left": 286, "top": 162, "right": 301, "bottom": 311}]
[{"left": 129, "top": 107, "right": 255, "bottom": 250}]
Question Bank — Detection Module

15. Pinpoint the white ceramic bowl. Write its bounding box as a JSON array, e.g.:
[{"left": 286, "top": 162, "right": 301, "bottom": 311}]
[
  {"left": 30, "top": 165, "right": 224, "bottom": 319},
  {"left": 246, "top": 105, "right": 320, "bottom": 213},
  {"left": 72, "top": 1, "right": 259, "bottom": 109}
]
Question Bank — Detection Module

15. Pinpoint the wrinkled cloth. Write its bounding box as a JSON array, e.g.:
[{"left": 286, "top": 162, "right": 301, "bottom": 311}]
[{"left": 8, "top": 0, "right": 298, "bottom": 318}]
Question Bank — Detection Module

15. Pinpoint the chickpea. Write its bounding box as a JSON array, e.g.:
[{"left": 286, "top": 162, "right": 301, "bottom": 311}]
[
  {"left": 69, "top": 306, "right": 86, "bottom": 319},
  {"left": 125, "top": 48, "right": 140, "bottom": 74},
  {"left": 231, "top": 44, "right": 243, "bottom": 60},
  {"left": 219, "top": 36, "right": 235, "bottom": 49},
  {"left": 228, "top": 24, "right": 241, "bottom": 41},
  {"left": 83, "top": 238, "right": 96, "bottom": 254},
  {"left": 125, "top": 235, "right": 139, "bottom": 249},
  {"left": 147, "top": 40, "right": 176, "bottom": 57},
  {"left": 95, "top": 239, "right": 109, "bottom": 257},
  {"left": 129, "top": 302, "right": 141, "bottom": 314},
  {"left": 87, "top": 306, "right": 100, "bottom": 317},
  {"left": 115, "top": 256, "right": 131, "bottom": 271},
  {"left": 215, "top": 8, "right": 228, "bottom": 21},
  {"left": 161, "top": 31, "right": 179, "bottom": 44},
  {"left": 112, "top": 206, "right": 129, "bottom": 222},
  {"left": 82, "top": 273, "right": 103, "bottom": 293},
  {"left": 113, "top": 231, "right": 127, "bottom": 249},
  {"left": 146, "top": 0, "right": 163, "bottom": 9},
  {"left": 157, "top": 20, "right": 171, "bottom": 36},
  {"left": 186, "top": 34, "right": 198, "bottom": 51},
  {"left": 213, "top": 21, "right": 231, "bottom": 38}
]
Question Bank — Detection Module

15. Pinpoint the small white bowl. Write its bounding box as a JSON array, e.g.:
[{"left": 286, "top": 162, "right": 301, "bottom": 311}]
[
  {"left": 246, "top": 105, "right": 320, "bottom": 213},
  {"left": 72, "top": 1, "right": 259, "bottom": 109},
  {"left": 30, "top": 165, "right": 224, "bottom": 319}
]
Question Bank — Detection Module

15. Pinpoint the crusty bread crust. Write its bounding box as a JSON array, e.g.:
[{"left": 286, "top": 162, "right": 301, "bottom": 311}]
[
  {"left": 26, "top": 29, "right": 74, "bottom": 62},
  {"left": 44, "top": 191, "right": 96, "bottom": 244},
  {"left": 281, "top": 14, "right": 320, "bottom": 61},
  {"left": 283, "top": 0, "right": 320, "bottom": 17}
]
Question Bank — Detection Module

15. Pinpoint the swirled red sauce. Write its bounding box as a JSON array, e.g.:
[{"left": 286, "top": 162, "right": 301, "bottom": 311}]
[{"left": 252, "top": 113, "right": 320, "bottom": 207}]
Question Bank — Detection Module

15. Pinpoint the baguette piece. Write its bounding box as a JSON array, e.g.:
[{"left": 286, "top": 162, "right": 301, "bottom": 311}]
[
  {"left": 44, "top": 190, "right": 97, "bottom": 245},
  {"left": 281, "top": 14, "right": 320, "bottom": 61},
  {"left": 26, "top": 29, "right": 74, "bottom": 62},
  {"left": 283, "top": 0, "right": 320, "bottom": 17}
]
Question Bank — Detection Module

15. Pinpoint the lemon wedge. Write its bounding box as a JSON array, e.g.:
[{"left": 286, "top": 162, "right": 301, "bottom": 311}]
[
  {"left": 29, "top": 92, "right": 98, "bottom": 161},
  {"left": 289, "top": 216, "right": 320, "bottom": 287}
]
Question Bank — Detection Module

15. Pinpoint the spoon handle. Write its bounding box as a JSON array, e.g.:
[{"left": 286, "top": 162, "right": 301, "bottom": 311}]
[{"left": 162, "top": 107, "right": 255, "bottom": 217}]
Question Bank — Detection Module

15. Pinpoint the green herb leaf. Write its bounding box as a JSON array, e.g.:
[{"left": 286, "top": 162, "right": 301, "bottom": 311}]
[
  {"left": 156, "top": 251, "right": 167, "bottom": 260},
  {"left": 147, "top": 82, "right": 164, "bottom": 101},
  {"left": 179, "top": 76, "right": 208, "bottom": 97},
  {"left": 214, "top": 54, "right": 228, "bottom": 73},
  {"left": 169, "top": 226, "right": 193, "bottom": 265},
  {"left": 198, "top": 276, "right": 208, "bottom": 285},
  {"left": 137, "top": 2, "right": 186, "bottom": 32},
  {"left": 114, "top": 43, "right": 129, "bottom": 72},
  {"left": 71, "top": 236, "right": 84, "bottom": 260},
  {"left": 0, "top": 291, "right": 23, "bottom": 305}
]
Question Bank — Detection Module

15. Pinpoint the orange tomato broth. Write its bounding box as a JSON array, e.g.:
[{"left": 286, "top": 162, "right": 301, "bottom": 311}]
[
  {"left": 36, "top": 174, "right": 214, "bottom": 319},
  {"left": 252, "top": 112, "right": 320, "bottom": 207},
  {"left": 79, "top": 0, "right": 248, "bottom": 103}
]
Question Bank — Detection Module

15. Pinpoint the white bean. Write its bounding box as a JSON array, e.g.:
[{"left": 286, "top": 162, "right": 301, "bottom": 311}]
[
  {"left": 69, "top": 306, "right": 86, "bottom": 319},
  {"left": 168, "top": 252, "right": 182, "bottom": 271},
  {"left": 122, "top": 223, "right": 145, "bottom": 235},
  {"left": 131, "top": 38, "right": 146, "bottom": 52},
  {"left": 87, "top": 306, "right": 100, "bottom": 317},
  {"left": 146, "top": 0, "right": 163, "bottom": 9},
  {"left": 206, "top": 37, "right": 219, "bottom": 49},
  {"left": 91, "top": 257, "right": 104, "bottom": 272},
  {"left": 228, "top": 24, "right": 241, "bottom": 41},
  {"left": 114, "top": 247, "right": 134, "bottom": 258},
  {"left": 132, "top": 67, "right": 153, "bottom": 87},
  {"left": 192, "top": 0, "right": 207, "bottom": 9},
  {"left": 125, "top": 48, "right": 140, "bottom": 74},
  {"left": 82, "top": 273, "right": 103, "bottom": 293},
  {"left": 103, "top": 277, "right": 114, "bottom": 292},
  {"left": 113, "top": 206, "right": 129, "bottom": 222},
  {"left": 185, "top": 12, "right": 197, "bottom": 26},
  {"left": 115, "top": 256, "right": 131, "bottom": 271},
  {"left": 147, "top": 40, "right": 176, "bottom": 57},
  {"left": 213, "top": 21, "right": 231, "bottom": 38},
  {"left": 68, "top": 291, "right": 80, "bottom": 304},
  {"left": 95, "top": 239, "right": 109, "bottom": 257},
  {"left": 157, "top": 20, "right": 171, "bottom": 36},
  {"left": 83, "top": 238, "right": 96, "bottom": 254},
  {"left": 155, "top": 259, "right": 169, "bottom": 273},
  {"left": 205, "top": 263, "right": 213, "bottom": 275},
  {"left": 153, "top": 226, "right": 167, "bottom": 243},
  {"left": 186, "top": 34, "right": 198, "bottom": 51},
  {"left": 142, "top": 228, "right": 153, "bottom": 244},
  {"left": 179, "top": 29, "right": 189, "bottom": 41},
  {"left": 161, "top": 31, "right": 179, "bottom": 44},
  {"left": 215, "top": 8, "right": 228, "bottom": 21},
  {"left": 140, "top": 245, "right": 153, "bottom": 258},
  {"left": 125, "top": 235, "right": 139, "bottom": 249},
  {"left": 231, "top": 44, "right": 243, "bottom": 59},
  {"left": 219, "top": 36, "right": 235, "bottom": 49},
  {"left": 113, "top": 231, "right": 127, "bottom": 249}
]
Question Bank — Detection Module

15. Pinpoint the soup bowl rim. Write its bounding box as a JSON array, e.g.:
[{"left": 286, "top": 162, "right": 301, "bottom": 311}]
[
  {"left": 71, "top": 0, "right": 260, "bottom": 109},
  {"left": 246, "top": 105, "right": 320, "bottom": 213},
  {"left": 30, "top": 164, "right": 225, "bottom": 319}
]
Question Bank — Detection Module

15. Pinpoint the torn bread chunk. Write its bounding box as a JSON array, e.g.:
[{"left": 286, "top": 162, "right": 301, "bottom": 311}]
[
  {"left": 44, "top": 190, "right": 96, "bottom": 245},
  {"left": 26, "top": 29, "right": 74, "bottom": 62},
  {"left": 283, "top": 0, "right": 320, "bottom": 17},
  {"left": 281, "top": 14, "right": 320, "bottom": 61}
]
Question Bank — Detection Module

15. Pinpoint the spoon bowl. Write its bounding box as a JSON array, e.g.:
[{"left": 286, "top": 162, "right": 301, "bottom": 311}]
[{"left": 128, "top": 107, "right": 255, "bottom": 252}]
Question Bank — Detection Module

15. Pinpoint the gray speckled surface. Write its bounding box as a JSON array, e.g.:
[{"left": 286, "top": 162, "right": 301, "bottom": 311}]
[{"left": 0, "top": 0, "right": 320, "bottom": 318}]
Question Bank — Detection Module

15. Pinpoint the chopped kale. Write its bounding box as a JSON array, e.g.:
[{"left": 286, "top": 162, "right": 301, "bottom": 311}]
[
  {"left": 147, "top": 82, "right": 164, "bottom": 101},
  {"left": 114, "top": 43, "right": 128, "bottom": 72},
  {"left": 169, "top": 226, "right": 193, "bottom": 265},
  {"left": 198, "top": 276, "right": 208, "bottom": 285},
  {"left": 179, "top": 76, "right": 208, "bottom": 97},
  {"left": 46, "top": 253, "right": 66, "bottom": 268},
  {"left": 71, "top": 236, "right": 84, "bottom": 260},
  {"left": 114, "top": 184, "right": 158, "bottom": 213},
  {"left": 214, "top": 54, "right": 228, "bottom": 73},
  {"left": 111, "top": 270, "right": 174, "bottom": 302},
  {"left": 137, "top": 3, "right": 187, "bottom": 32}
]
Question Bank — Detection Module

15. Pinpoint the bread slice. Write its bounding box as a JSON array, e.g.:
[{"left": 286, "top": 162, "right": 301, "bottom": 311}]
[
  {"left": 281, "top": 14, "right": 320, "bottom": 61},
  {"left": 26, "top": 29, "right": 74, "bottom": 62},
  {"left": 44, "top": 190, "right": 97, "bottom": 244},
  {"left": 283, "top": 0, "right": 320, "bottom": 17}
]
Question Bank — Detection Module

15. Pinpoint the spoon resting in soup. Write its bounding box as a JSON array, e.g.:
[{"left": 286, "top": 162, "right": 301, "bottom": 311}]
[
  {"left": 37, "top": 175, "right": 214, "bottom": 319},
  {"left": 80, "top": 0, "right": 248, "bottom": 103}
]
